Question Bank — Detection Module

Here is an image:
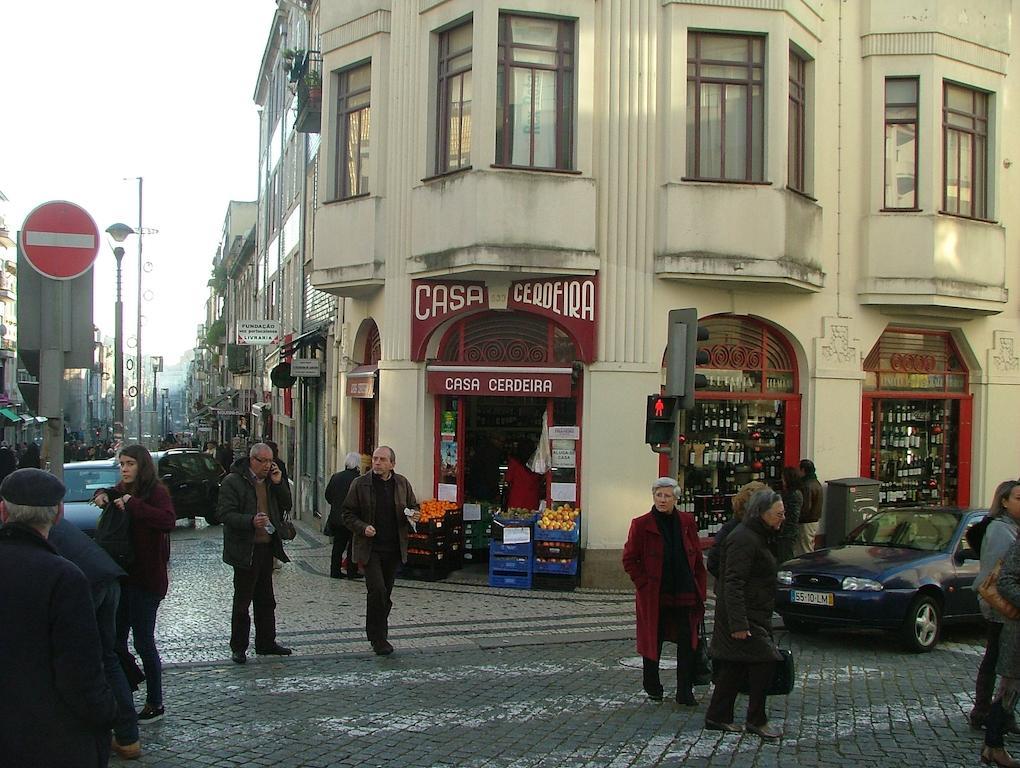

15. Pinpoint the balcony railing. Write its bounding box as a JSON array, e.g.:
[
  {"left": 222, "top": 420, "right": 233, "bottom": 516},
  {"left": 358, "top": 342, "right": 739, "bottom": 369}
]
[{"left": 291, "top": 50, "right": 322, "bottom": 134}]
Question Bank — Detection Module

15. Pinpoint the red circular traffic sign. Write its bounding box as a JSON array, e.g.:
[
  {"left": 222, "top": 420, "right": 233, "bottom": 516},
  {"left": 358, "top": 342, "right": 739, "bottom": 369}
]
[{"left": 19, "top": 200, "right": 100, "bottom": 280}]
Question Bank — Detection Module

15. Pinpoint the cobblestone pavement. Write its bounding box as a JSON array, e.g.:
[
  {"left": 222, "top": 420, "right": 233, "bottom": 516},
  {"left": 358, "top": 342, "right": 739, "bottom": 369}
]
[{"left": 124, "top": 519, "right": 991, "bottom": 767}]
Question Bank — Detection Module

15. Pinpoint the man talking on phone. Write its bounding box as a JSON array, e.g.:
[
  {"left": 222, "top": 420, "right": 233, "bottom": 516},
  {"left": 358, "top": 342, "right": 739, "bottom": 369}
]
[
  {"left": 218, "top": 443, "right": 294, "bottom": 664},
  {"left": 342, "top": 445, "right": 420, "bottom": 655}
]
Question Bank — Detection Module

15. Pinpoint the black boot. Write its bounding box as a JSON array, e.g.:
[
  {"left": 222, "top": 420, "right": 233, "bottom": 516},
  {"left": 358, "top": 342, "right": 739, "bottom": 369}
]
[{"left": 642, "top": 657, "right": 664, "bottom": 701}]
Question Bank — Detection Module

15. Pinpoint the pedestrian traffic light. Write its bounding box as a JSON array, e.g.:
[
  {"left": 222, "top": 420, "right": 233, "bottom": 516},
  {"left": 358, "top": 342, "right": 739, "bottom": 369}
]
[
  {"left": 665, "top": 308, "right": 710, "bottom": 410},
  {"left": 645, "top": 394, "right": 680, "bottom": 445}
]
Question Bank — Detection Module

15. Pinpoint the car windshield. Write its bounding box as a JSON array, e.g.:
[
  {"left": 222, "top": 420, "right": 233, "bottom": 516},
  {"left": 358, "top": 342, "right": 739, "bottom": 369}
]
[
  {"left": 63, "top": 466, "right": 121, "bottom": 502},
  {"left": 847, "top": 509, "right": 960, "bottom": 552}
]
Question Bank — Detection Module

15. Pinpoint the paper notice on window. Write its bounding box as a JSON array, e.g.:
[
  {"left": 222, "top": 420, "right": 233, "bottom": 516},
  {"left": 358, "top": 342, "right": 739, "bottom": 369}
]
[
  {"left": 551, "top": 483, "right": 576, "bottom": 502},
  {"left": 437, "top": 483, "right": 458, "bottom": 502},
  {"left": 462, "top": 502, "right": 482, "bottom": 521}
]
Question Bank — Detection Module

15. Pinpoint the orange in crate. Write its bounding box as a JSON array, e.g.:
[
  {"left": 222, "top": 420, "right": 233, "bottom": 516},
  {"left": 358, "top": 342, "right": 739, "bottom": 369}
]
[{"left": 419, "top": 499, "right": 457, "bottom": 523}]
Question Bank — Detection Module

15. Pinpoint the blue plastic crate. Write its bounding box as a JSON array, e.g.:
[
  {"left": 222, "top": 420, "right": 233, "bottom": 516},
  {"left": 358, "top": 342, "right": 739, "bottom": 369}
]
[
  {"left": 489, "top": 554, "right": 531, "bottom": 573},
  {"left": 489, "top": 572, "right": 532, "bottom": 589},
  {"left": 534, "top": 525, "right": 580, "bottom": 543},
  {"left": 534, "top": 558, "right": 579, "bottom": 575},
  {"left": 490, "top": 541, "right": 533, "bottom": 557}
]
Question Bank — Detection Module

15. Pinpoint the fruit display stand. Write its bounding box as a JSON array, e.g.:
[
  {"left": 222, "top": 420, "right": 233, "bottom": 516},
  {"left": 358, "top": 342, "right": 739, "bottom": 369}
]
[
  {"left": 488, "top": 509, "right": 536, "bottom": 589},
  {"left": 533, "top": 504, "right": 581, "bottom": 589},
  {"left": 404, "top": 500, "right": 461, "bottom": 581}
]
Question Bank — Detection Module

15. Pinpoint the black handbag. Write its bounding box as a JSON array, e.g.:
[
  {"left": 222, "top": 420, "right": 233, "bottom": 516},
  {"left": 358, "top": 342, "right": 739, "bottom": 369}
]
[
  {"left": 692, "top": 621, "right": 713, "bottom": 686},
  {"left": 731, "top": 647, "right": 795, "bottom": 696},
  {"left": 767, "top": 649, "right": 795, "bottom": 696}
]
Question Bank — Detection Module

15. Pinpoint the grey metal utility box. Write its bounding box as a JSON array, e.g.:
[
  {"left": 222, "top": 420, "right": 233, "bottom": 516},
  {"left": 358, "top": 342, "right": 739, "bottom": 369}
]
[{"left": 822, "top": 477, "right": 881, "bottom": 547}]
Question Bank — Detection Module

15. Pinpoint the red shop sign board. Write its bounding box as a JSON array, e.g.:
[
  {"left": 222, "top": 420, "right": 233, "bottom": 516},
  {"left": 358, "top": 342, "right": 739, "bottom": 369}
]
[
  {"left": 427, "top": 369, "right": 573, "bottom": 398},
  {"left": 411, "top": 276, "right": 598, "bottom": 362},
  {"left": 19, "top": 200, "right": 100, "bottom": 280}
]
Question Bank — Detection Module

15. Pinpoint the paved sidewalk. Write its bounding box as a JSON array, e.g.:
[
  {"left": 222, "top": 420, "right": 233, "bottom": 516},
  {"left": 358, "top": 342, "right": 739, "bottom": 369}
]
[
  {"left": 122, "top": 519, "right": 991, "bottom": 767},
  {"left": 158, "top": 519, "right": 634, "bottom": 664}
]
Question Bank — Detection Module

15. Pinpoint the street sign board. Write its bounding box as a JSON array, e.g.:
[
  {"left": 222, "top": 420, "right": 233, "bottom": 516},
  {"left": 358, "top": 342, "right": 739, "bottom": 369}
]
[
  {"left": 290, "top": 358, "right": 321, "bottom": 376},
  {"left": 237, "top": 320, "right": 281, "bottom": 345},
  {"left": 19, "top": 201, "right": 100, "bottom": 280}
]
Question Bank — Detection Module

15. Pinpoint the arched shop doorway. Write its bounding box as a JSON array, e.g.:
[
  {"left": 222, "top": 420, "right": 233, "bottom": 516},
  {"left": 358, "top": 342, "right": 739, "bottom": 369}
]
[
  {"left": 663, "top": 315, "right": 801, "bottom": 536},
  {"left": 861, "top": 327, "right": 972, "bottom": 507},
  {"left": 347, "top": 320, "right": 381, "bottom": 456},
  {"left": 427, "top": 311, "right": 582, "bottom": 513}
]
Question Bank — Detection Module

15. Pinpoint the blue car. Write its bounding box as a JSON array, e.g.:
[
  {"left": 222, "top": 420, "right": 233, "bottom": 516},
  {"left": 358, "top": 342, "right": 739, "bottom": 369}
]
[
  {"left": 61, "top": 459, "right": 121, "bottom": 536},
  {"left": 775, "top": 507, "right": 985, "bottom": 652}
]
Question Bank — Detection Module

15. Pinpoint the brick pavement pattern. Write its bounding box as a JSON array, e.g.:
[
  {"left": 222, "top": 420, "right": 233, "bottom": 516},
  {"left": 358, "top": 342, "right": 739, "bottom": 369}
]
[{"left": 122, "top": 520, "right": 989, "bottom": 767}]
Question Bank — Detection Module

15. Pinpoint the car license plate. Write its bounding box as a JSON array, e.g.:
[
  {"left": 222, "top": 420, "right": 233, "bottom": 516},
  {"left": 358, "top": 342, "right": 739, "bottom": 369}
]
[{"left": 791, "top": 590, "right": 834, "bottom": 606}]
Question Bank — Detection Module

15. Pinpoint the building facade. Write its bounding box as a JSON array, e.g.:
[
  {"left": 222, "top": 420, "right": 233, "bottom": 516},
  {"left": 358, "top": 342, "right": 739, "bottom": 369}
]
[{"left": 296, "top": 0, "right": 1020, "bottom": 588}]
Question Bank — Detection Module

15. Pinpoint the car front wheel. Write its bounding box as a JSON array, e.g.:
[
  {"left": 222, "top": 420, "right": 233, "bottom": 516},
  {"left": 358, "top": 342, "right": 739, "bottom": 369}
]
[{"left": 900, "top": 595, "right": 941, "bottom": 652}]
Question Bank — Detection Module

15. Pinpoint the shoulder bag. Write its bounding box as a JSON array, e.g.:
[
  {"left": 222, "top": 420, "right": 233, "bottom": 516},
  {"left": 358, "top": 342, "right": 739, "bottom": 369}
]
[
  {"left": 978, "top": 560, "right": 1020, "bottom": 621},
  {"left": 279, "top": 511, "right": 297, "bottom": 541},
  {"left": 692, "top": 620, "right": 713, "bottom": 686}
]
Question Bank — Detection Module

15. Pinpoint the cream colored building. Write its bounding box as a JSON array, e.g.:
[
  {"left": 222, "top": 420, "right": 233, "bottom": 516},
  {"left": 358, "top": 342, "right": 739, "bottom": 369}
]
[{"left": 309, "top": 0, "right": 1020, "bottom": 587}]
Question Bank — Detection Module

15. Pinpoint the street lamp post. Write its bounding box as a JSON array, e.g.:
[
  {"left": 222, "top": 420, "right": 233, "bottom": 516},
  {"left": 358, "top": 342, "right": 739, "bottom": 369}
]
[
  {"left": 105, "top": 226, "right": 132, "bottom": 445},
  {"left": 161, "top": 387, "right": 169, "bottom": 441},
  {"left": 107, "top": 178, "right": 153, "bottom": 446}
]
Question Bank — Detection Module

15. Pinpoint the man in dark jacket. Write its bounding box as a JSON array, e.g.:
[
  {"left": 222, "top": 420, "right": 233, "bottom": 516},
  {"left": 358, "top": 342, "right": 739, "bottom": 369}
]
[
  {"left": 796, "top": 459, "right": 824, "bottom": 554},
  {"left": 341, "top": 445, "right": 420, "bottom": 655},
  {"left": 49, "top": 517, "right": 140, "bottom": 759},
  {"left": 0, "top": 468, "right": 117, "bottom": 768},
  {"left": 324, "top": 451, "right": 362, "bottom": 579},
  {"left": 218, "top": 443, "right": 294, "bottom": 664}
]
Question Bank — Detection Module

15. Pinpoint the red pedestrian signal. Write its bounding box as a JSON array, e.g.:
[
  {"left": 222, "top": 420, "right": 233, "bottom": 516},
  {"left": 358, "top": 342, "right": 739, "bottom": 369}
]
[{"left": 645, "top": 394, "right": 679, "bottom": 445}]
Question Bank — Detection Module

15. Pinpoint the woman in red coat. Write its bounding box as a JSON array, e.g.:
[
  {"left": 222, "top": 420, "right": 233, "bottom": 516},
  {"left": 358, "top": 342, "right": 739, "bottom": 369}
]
[
  {"left": 623, "top": 476, "right": 708, "bottom": 704},
  {"left": 95, "top": 445, "right": 176, "bottom": 728}
]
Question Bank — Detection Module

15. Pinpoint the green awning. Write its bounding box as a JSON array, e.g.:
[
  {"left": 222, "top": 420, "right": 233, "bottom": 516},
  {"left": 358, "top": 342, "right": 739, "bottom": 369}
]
[{"left": 0, "top": 407, "right": 19, "bottom": 423}]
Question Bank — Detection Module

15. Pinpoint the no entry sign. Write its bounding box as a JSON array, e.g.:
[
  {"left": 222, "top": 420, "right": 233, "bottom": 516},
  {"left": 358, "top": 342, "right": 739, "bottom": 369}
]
[{"left": 19, "top": 201, "right": 100, "bottom": 280}]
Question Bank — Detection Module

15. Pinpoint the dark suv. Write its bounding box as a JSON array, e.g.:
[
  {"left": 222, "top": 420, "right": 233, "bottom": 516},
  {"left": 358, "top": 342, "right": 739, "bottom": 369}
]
[{"left": 153, "top": 449, "right": 225, "bottom": 524}]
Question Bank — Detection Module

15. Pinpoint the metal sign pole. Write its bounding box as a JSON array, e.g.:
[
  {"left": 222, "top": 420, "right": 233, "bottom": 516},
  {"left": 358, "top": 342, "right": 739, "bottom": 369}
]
[{"left": 38, "top": 279, "right": 64, "bottom": 481}]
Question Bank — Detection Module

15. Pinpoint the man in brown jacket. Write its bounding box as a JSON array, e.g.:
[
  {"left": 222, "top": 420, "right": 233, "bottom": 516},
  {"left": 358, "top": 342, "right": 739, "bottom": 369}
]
[
  {"left": 796, "top": 459, "right": 824, "bottom": 554},
  {"left": 341, "top": 445, "right": 420, "bottom": 655}
]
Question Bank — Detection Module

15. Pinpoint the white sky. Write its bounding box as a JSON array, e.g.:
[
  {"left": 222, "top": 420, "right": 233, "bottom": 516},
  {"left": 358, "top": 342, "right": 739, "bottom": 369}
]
[{"left": 1, "top": 1, "right": 279, "bottom": 365}]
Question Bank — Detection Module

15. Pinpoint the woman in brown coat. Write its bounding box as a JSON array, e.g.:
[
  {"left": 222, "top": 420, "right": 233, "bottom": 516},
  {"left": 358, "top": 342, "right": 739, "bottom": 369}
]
[
  {"left": 622, "top": 477, "right": 708, "bottom": 705},
  {"left": 706, "top": 488, "right": 785, "bottom": 739}
]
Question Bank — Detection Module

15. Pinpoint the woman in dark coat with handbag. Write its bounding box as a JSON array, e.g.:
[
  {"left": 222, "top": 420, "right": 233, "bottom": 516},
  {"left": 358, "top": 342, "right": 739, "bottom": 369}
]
[
  {"left": 706, "top": 488, "right": 785, "bottom": 740},
  {"left": 982, "top": 530, "right": 1020, "bottom": 767},
  {"left": 971, "top": 480, "right": 1020, "bottom": 732},
  {"left": 623, "top": 477, "right": 708, "bottom": 705}
]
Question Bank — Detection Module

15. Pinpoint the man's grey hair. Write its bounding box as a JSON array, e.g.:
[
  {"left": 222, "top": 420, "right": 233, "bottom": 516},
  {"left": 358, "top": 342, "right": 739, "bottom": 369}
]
[
  {"left": 652, "top": 476, "right": 679, "bottom": 494},
  {"left": 744, "top": 489, "right": 783, "bottom": 522},
  {"left": 5, "top": 501, "right": 59, "bottom": 528},
  {"left": 249, "top": 442, "right": 272, "bottom": 459},
  {"left": 376, "top": 445, "right": 396, "bottom": 463},
  {"left": 344, "top": 452, "right": 361, "bottom": 470}
]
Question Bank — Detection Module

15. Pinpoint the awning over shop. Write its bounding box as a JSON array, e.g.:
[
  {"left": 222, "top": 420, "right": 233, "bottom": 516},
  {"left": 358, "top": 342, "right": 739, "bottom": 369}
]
[
  {"left": 278, "top": 325, "right": 328, "bottom": 358},
  {"left": 346, "top": 364, "right": 378, "bottom": 399},
  {"left": 0, "top": 407, "right": 19, "bottom": 423}
]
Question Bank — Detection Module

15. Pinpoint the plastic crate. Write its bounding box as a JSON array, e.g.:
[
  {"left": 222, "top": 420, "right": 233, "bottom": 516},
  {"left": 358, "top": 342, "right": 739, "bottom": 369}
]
[
  {"left": 534, "top": 525, "right": 580, "bottom": 543},
  {"left": 407, "top": 549, "right": 447, "bottom": 565},
  {"left": 533, "top": 573, "right": 578, "bottom": 591},
  {"left": 490, "top": 554, "right": 531, "bottom": 573},
  {"left": 488, "top": 572, "right": 532, "bottom": 589},
  {"left": 493, "top": 512, "right": 539, "bottom": 526},
  {"left": 535, "top": 541, "right": 578, "bottom": 559},
  {"left": 466, "top": 530, "right": 491, "bottom": 550},
  {"left": 534, "top": 557, "right": 579, "bottom": 575},
  {"left": 401, "top": 560, "right": 451, "bottom": 582},
  {"left": 463, "top": 548, "right": 489, "bottom": 563},
  {"left": 490, "top": 541, "right": 533, "bottom": 557}
]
